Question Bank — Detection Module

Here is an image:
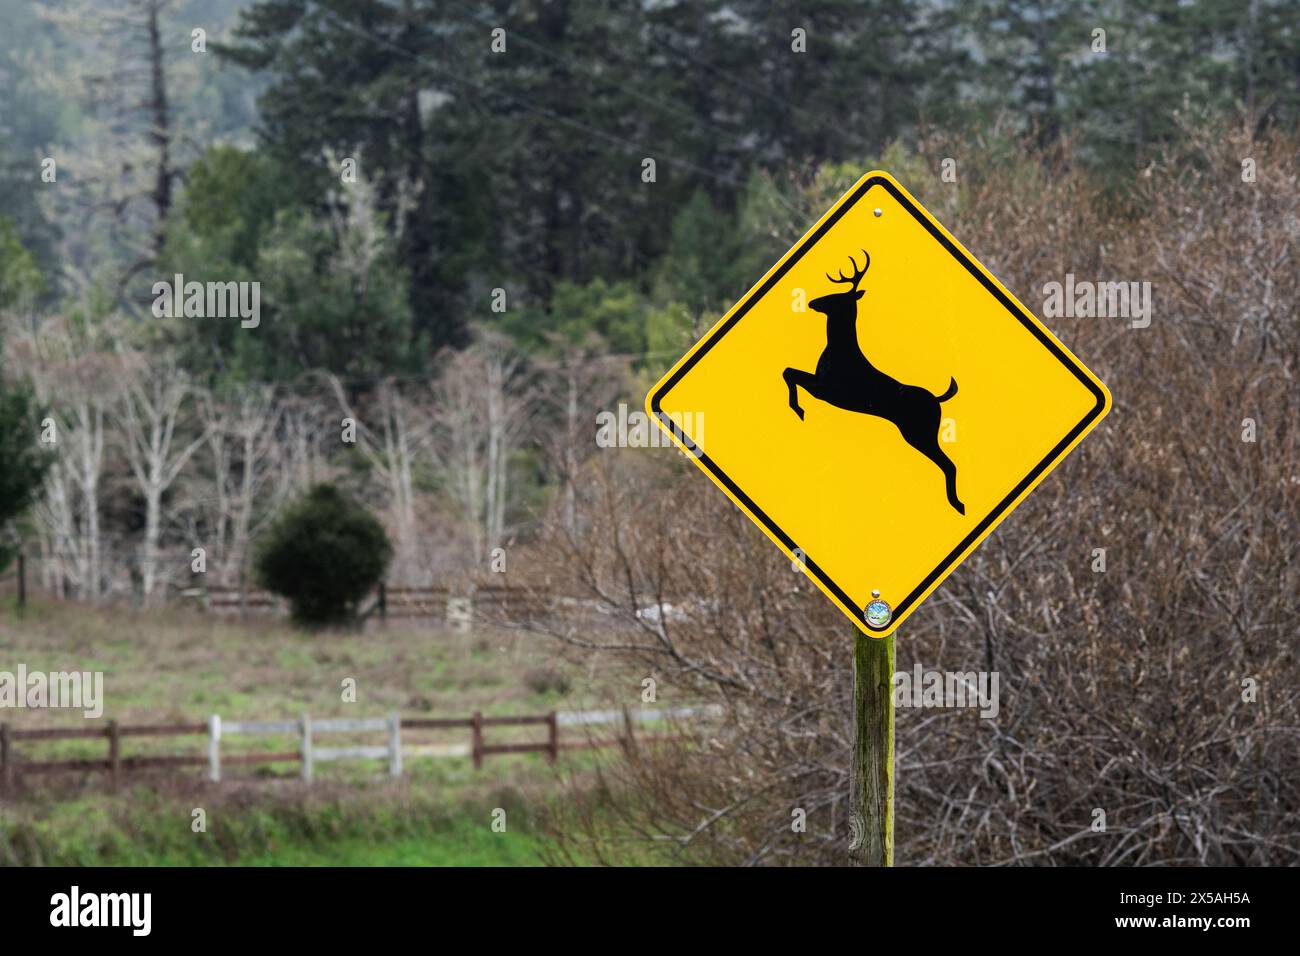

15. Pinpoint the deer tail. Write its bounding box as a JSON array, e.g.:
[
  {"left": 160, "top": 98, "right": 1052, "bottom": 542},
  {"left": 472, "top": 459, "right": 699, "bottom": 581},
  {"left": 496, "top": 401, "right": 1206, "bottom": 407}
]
[{"left": 936, "top": 377, "right": 958, "bottom": 402}]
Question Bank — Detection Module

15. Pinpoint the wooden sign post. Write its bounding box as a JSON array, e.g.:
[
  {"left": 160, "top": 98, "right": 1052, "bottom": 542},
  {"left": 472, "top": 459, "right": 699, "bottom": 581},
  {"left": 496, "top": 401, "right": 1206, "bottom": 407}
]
[{"left": 850, "top": 629, "right": 894, "bottom": 866}]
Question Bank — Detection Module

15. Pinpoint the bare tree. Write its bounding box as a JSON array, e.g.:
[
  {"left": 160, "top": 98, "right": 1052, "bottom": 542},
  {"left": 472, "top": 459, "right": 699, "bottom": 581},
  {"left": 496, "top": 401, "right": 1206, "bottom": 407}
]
[
  {"left": 536, "top": 348, "right": 629, "bottom": 533},
  {"left": 5, "top": 314, "right": 116, "bottom": 601},
  {"left": 277, "top": 390, "right": 334, "bottom": 495},
  {"left": 35, "top": 0, "right": 192, "bottom": 290},
  {"left": 429, "top": 333, "right": 535, "bottom": 573},
  {"left": 329, "top": 376, "right": 432, "bottom": 585},
  {"left": 195, "top": 384, "right": 282, "bottom": 587},
  {"left": 116, "top": 352, "right": 207, "bottom": 603}
]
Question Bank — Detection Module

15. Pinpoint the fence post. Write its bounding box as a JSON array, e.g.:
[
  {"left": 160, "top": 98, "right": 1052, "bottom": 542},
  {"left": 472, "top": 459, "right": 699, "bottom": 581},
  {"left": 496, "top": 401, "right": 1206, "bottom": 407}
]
[
  {"left": 471, "top": 711, "right": 484, "bottom": 769},
  {"left": 621, "top": 705, "right": 637, "bottom": 757},
  {"left": 378, "top": 582, "right": 387, "bottom": 623},
  {"left": 388, "top": 710, "right": 402, "bottom": 778},
  {"left": 16, "top": 552, "right": 25, "bottom": 609},
  {"left": 107, "top": 720, "right": 121, "bottom": 786},
  {"left": 0, "top": 723, "right": 10, "bottom": 789},
  {"left": 207, "top": 714, "right": 221, "bottom": 783},
  {"left": 447, "top": 595, "right": 472, "bottom": 633},
  {"left": 546, "top": 711, "right": 558, "bottom": 764},
  {"left": 300, "top": 714, "right": 313, "bottom": 783}
]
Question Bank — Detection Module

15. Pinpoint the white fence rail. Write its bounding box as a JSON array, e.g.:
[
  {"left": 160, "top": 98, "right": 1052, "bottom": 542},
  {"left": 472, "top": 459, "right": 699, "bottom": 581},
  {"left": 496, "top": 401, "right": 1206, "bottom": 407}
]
[{"left": 194, "top": 707, "right": 716, "bottom": 783}]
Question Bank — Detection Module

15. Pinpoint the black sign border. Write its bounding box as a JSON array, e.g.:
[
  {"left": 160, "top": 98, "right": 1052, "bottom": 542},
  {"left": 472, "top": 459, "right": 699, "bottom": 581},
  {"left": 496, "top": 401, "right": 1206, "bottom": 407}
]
[{"left": 649, "top": 174, "right": 1109, "bottom": 631}]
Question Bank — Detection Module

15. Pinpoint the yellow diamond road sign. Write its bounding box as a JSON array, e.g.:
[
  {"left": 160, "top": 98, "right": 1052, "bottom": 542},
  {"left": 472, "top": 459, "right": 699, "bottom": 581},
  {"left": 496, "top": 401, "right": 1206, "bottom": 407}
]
[{"left": 646, "top": 171, "right": 1111, "bottom": 638}]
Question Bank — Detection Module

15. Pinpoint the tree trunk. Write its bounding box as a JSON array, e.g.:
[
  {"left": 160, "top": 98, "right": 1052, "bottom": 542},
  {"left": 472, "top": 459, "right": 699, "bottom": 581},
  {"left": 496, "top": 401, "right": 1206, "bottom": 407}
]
[{"left": 146, "top": 0, "right": 172, "bottom": 260}]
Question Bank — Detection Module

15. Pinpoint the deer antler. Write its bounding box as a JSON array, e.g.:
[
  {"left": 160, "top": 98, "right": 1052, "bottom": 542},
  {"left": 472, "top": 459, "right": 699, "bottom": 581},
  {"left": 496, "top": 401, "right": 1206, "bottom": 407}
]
[{"left": 825, "top": 250, "right": 871, "bottom": 290}]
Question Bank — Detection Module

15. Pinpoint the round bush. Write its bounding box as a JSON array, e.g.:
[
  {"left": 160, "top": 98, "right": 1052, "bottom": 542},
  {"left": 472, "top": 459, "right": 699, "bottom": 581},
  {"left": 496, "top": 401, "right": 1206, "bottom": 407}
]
[{"left": 254, "top": 483, "right": 393, "bottom": 627}]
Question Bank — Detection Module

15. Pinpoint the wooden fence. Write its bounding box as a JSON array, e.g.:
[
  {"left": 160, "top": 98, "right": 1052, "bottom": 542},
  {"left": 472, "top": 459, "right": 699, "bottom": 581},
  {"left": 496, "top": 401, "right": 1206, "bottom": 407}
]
[
  {"left": 0, "top": 706, "right": 721, "bottom": 788},
  {"left": 198, "top": 582, "right": 567, "bottom": 627},
  {"left": 2, "top": 555, "right": 569, "bottom": 625}
]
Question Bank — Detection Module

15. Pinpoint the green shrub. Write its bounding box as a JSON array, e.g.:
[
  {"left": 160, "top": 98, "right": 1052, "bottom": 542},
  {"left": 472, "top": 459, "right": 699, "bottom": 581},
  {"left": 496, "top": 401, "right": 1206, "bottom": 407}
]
[
  {"left": 254, "top": 483, "right": 392, "bottom": 627},
  {"left": 523, "top": 666, "right": 572, "bottom": 697}
]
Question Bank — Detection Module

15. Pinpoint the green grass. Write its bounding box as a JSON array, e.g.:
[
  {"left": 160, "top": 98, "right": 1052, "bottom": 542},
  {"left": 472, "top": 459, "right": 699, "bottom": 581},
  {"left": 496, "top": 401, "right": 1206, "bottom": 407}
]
[
  {"left": 0, "top": 598, "right": 625, "bottom": 722},
  {"left": 1, "top": 801, "right": 550, "bottom": 867},
  {"left": 0, "top": 599, "right": 632, "bottom": 759},
  {"left": 227, "top": 827, "right": 547, "bottom": 866},
  {"left": 0, "top": 599, "right": 649, "bottom": 866},
  {"left": 0, "top": 755, "right": 577, "bottom": 866}
]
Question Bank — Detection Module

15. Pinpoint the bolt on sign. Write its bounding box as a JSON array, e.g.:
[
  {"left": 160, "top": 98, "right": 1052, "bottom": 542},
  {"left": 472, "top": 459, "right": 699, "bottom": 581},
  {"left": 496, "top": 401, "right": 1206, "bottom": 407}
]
[{"left": 646, "top": 171, "right": 1111, "bottom": 637}]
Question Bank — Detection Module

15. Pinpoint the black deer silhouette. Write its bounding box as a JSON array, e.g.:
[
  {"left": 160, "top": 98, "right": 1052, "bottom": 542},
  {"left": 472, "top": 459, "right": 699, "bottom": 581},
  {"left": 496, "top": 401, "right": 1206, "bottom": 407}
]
[{"left": 782, "top": 251, "right": 965, "bottom": 515}]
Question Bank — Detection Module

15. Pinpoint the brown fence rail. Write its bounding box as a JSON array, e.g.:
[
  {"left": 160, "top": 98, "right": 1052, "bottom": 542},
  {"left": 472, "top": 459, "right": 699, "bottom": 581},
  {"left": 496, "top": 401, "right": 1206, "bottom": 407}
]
[
  {"left": 0, "top": 705, "right": 720, "bottom": 788},
  {"left": 196, "top": 582, "right": 571, "bottom": 626},
  {"left": 6, "top": 554, "right": 603, "bottom": 627}
]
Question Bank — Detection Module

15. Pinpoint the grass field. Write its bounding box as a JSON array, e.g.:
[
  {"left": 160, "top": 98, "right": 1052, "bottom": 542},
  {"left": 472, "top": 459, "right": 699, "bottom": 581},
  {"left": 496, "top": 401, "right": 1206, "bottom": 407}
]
[
  {"left": 0, "top": 598, "right": 623, "bottom": 725},
  {"left": 2, "top": 779, "right": 555, "bottom": 866},
  {"left": 0, "top": 598, "right": 651, "bottom": 866}
]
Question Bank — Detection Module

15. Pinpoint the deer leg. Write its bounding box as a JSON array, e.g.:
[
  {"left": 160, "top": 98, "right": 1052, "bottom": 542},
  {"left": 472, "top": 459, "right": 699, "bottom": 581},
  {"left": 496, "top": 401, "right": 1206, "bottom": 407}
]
[
  {"left": 933, "top": 447, "right": 965, "bottom": 516},
  {"left": 902, "top": 430, "right": 965, "bottom": 515},
  {"left": 783, "top": 368, "right": 816, "bottom": 421}
]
